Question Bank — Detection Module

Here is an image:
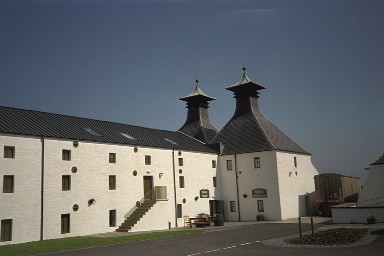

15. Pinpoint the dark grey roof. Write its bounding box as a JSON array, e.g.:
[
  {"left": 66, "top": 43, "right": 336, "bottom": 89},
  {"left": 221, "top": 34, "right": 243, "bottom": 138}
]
[
  {"left": 0, "top": 106, "right": 217, "bottom": 153},
  {"left": 371, "top": 153, "right": 384, "bottom": 165},
  {"left": 179, "top": 85, "right": 215, "bottom": 102},
  {"left": 212, "top": 71, "right": 309, "bottom": 156}
]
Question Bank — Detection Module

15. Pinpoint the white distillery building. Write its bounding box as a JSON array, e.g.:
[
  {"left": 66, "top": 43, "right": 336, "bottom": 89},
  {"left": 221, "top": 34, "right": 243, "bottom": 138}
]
[{"left": 0, "top": 69, "right": 319, "bottom": 245}]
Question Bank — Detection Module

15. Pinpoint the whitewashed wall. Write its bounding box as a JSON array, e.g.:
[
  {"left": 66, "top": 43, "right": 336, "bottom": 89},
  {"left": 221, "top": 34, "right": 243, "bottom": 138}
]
[
  {"left": 357, "top": 164, "right": 384, "bottom": 207},
  {"left": 276, "top": 152, "right": 318, "bottom": 220},
  {"left": 0, "top": 135, "right": 42, "bottom": 245}
]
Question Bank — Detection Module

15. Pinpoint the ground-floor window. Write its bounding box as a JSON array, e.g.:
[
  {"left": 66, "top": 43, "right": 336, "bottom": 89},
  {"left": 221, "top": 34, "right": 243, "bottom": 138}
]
[
  {"left": 230, "top": 201, "right": 236, "bottom": 212},
  {"left": 176, "top": 204, "right": 182, "bottom": 218},
  {"left": 1, "top": 219, "right": 12, "bottom": 242},
  {"left": 257, "top": 200, "right": 264, "bottom": 212},
  {"left": 109, "top": 210, "right": 116, "bottom": 227},
  {"left": 61, "top": 214, "right": 70, "bottom": 234}
]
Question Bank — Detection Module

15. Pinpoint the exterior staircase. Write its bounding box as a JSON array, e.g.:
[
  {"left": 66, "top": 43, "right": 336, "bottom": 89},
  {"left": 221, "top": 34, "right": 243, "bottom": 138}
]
[{"left": 116, "top": 199, "right": 156, "bottom": 232}]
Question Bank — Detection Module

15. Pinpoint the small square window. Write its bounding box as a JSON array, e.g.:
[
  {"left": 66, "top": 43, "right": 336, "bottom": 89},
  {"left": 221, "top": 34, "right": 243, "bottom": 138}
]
[
  {"left": 176, "top": 204, "right": 182, "bottom": 218},
  {"left": 109, "top": 175, "right": 116, "bottom": 190},
  {"left": 230, "top": 201, "right": 236, "bottom": 212},
  {"left": 178, "top": 158, "right": 183, "bottom": 166},
  {"left": 1, "top": 219, "right": 13, "bottom": 242},
  {"left": 62, "top": 150, "right": 71, "bottom": 161},
  {"left": 254, "top": 157, "right": 261, "bottom": 168},
  {"left": 3, "top": 175, "right": 14, "bottom": 193},
  {"left": 62, "top": 175, "right": 71, "bottom": 191},
  {"left": 257, "top": 200, "right": 264, "bottom": 212},
  {"left": 61, "top": 214, "right": 70, "bottom": 234},
  {"left": 213, "top": 177, "right": 217, "bottom": 187},
  {"left": 212, "top": 160, "right": 216, "bottom": 168},
  {"left": 109, "top": 153, "right": 116, "bottom": 163},
  {"left": 145, "top": 155, "right": 151, "bottom": 165},
  {"left": 179, "top": 176, "right": 185, "bottom": 188},
  {"left": 109, "top": 210, "right": 116, "bottom": 227},
  {"left": 3, "top": 146, "right": 15, "bottom": 159},
  {"left": 226, "top": 160, "right": 233, "bottom": 171}
]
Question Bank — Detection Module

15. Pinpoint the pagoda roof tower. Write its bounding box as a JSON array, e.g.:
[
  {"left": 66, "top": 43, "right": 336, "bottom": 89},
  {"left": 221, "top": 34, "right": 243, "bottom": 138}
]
[
  {"left": 178, "top": 80, "right": 219, "bottom": 143},
  {"left": 212, "top": 67, "right": 310, "bottom": 155}
]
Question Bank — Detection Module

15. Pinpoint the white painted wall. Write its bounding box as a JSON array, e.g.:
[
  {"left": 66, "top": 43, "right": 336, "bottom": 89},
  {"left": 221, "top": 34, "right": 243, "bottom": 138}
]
[
  {"left": 0, "top": 135, "right": 42, "bottom": 245},
  {"left": 276, "top": 152, "right": 318, "bottom": 220},
  {"left": 357, "top": 163, "right": 384, "bottom": 207}
]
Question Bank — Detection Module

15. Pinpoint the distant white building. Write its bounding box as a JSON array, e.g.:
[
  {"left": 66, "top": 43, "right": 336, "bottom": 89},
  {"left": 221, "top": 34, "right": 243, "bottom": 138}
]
[
  {"left": 332, "top": 153, "right": 384, "bottom": 223},
  {"left": 0, "top": 68, "right": 319, "bottom": 245}
]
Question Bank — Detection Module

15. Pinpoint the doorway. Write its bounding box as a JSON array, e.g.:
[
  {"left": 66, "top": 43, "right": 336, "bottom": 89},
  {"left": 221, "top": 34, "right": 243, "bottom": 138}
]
[{"left": 143, "top": 176, "right": 154, "bottom": 200}]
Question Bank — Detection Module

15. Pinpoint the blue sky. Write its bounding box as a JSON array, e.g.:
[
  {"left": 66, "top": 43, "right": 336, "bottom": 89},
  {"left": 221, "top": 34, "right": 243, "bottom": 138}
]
[{"left": 1, "top": 0, "right": 383, "bottom": 183}]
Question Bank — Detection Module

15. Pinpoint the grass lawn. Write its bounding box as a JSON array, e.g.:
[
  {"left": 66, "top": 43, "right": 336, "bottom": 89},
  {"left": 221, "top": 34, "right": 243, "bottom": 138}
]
[
  {"left": 287, "top": 228, "right": 368, "bottom": 246},
  {"left": 0, "top": 229, "right": 202, "bottom": 256}
]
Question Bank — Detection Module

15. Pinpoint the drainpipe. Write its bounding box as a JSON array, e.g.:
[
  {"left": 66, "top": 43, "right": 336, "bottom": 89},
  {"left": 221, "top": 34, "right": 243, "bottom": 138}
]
[
  {"left": 234, "top": 154, "right": 241, "bottom": 221},
  {"left": 40, "top": 137, "right": 45, "bottom": 240},
  {"left": 172, "top": 149, "right": 178, "bottom": 227}
]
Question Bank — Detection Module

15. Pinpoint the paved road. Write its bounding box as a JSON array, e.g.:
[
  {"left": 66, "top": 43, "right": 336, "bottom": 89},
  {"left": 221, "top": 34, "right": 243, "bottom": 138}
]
[{"left": 42, "top": 222, "right": 384, "bottom": 256}]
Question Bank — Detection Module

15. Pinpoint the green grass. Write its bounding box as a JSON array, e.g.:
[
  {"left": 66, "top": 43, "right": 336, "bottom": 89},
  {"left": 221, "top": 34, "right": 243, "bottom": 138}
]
[
  {"left": 0, "top": 229, "right": 202, "bottom": 256},
  {"left": 287, "top": 228, "right": 368, "bottom": 246}
]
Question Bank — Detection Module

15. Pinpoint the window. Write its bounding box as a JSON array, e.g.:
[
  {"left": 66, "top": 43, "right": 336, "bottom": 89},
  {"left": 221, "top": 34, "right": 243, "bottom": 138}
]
[
  {"left": 62, "top": 175, "right": 71, "bottom": 191},
  {"left": 83, "top": 128, "right": 101, "bottom": 137},
  {"left": 294, "top": 157, "right": 297, "bottom": 167},
  {"left": 62, "top": 150, "right": 71, "bottom": 161},
  {"left": 3, "top": 146, "right": 15, "bottom": 159},
  {"left": 3, "top": 175, "right": 14, "bottom": 193},
  {"left": 226, "top": 160, "right": 233, "bottom": 170},
  {"left": 212, "top": 160, "right": 216, "bottom": 168},
  {"left": 109, "top": 175, "right": 116, "bottom": 190},
  {"left": 254, "top": 157, "right": 261, "bottom": 168},
  {"left": 109, "top": 153, "right": 116, "bottom": 163},
  {"left": 179, "top": 176, "right": 185, "bottom": 188},
  {"left": 213, "top": 177, "right": 217, "bottom": 187},
  {"left": 230, "top": 201, "right": 236, "bottom": 212},
  {"left": 145, "top": 155, "right": 151, "bottom": 165},
  {"left": 61, "top": 214, "right": 70, "bottom": 234},
  {"left": 176, "top": 204, "right": 182, "bottom": 218},
  {"left": 257, "top": 200, "right": 264, "bottom": 212},
  {"left": 178, "top": 158, "right": 183, "bottom": 166},
  {"left": 1, "top": 219, "right": 12, "bottom": 242},
  {"left": 109, "top": 210, "right": 116, "bottom": 227}
]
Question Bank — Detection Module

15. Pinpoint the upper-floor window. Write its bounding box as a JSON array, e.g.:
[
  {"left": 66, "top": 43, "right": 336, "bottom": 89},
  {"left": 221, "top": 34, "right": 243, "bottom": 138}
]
[
  {"left": 145, "top": 155, "right": 151, "bottom": 165},
  {"left": 62, "top": 175, "right": 71, "bottom": 191},
  {"left": 109, "top": 175, "right": 116, "bottom": 190},
  {"left": 213, "top": 177, "right": 217, "bottom": 187},
  {"left": 212, "top": 160, "right": 216, "bottom": 168},
  {"left": 178, "top": 158, "right": 183, "bottom": 166},
  {"left": 109, "top": 153, "right": 116, "bottom": 163},
  {"left": 62, "top": 150, "right": 71, "bottom": 161},
  {"left": 3, "top": 146, "right": 15, "bottom": 159},
  {"left": 254, "top": 157, "right": 261, "bottom": 168},
  {"left": 294, "top": 157, "right": 297, "bottom": 167},
  {"left": 226, "top": 160, "right": 233, "bottom": 171},
  {"left": 179, "top": 176, "right": 185, "bottom": 188},
  {"left": 3, "top": 175, "right": 14, "bottom": 193}
]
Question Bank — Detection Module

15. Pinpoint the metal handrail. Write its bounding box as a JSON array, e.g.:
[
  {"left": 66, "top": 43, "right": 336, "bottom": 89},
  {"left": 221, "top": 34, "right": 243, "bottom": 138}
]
[{"left": 124, "top": 187, "right": 157, "bottom": 219}]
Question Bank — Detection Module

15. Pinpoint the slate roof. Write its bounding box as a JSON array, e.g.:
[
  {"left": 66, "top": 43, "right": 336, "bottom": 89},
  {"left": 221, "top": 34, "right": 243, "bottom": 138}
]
[
  {"left": 0, "top": 106, "right": 217, "bottom": 153},
  {"left": 179, "top": 84, "right": 216, "bottom": 102},
  {"left": 212, "top": 71, "right": 310, "bottom": 156},
  {"left": 371, "top": 153, "right": 384, "bottom": 165}
]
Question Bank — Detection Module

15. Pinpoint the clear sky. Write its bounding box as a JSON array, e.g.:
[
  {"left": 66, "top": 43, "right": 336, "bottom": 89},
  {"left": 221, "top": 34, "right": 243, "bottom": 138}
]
[{"left": 1, "top": 0, "right": 383, "bottom": 183}]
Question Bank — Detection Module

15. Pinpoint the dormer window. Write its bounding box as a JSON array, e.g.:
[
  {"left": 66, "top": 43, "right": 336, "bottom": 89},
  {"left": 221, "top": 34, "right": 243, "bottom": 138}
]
[{"left": 83, "top": 128, "right": 101, "bottom": 137}]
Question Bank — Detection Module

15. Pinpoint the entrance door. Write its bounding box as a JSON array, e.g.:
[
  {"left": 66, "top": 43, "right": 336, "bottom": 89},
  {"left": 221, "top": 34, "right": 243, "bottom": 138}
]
[{"left": 143, "top": 176, "right": 154, "bottom": 200}]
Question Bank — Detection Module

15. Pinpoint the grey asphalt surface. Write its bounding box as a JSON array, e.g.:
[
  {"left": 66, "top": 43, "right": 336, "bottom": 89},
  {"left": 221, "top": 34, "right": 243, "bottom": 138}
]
[{"left": 41, "top": 218, "right": 384, "bottom": 256}]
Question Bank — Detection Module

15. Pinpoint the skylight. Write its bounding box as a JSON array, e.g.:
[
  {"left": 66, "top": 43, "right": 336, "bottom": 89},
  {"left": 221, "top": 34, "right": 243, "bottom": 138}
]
[
  {"left": 83, "top": 128, "right": 101, "bottom": 137},
  {"left": 164, "top": 138, "right": 178, "bottom": 145},
  {"left": 120, "top": 133, "right": 136, "bottom": 140}
]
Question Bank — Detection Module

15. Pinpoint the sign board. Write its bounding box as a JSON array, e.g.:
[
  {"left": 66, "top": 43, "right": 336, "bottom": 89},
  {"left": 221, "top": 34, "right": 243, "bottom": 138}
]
[
  {"left": 252, "top": 188, "right": 267, "bottom": 198},
  {"left": 200, "top": 189, "right": 210, "bottom": 198}
]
